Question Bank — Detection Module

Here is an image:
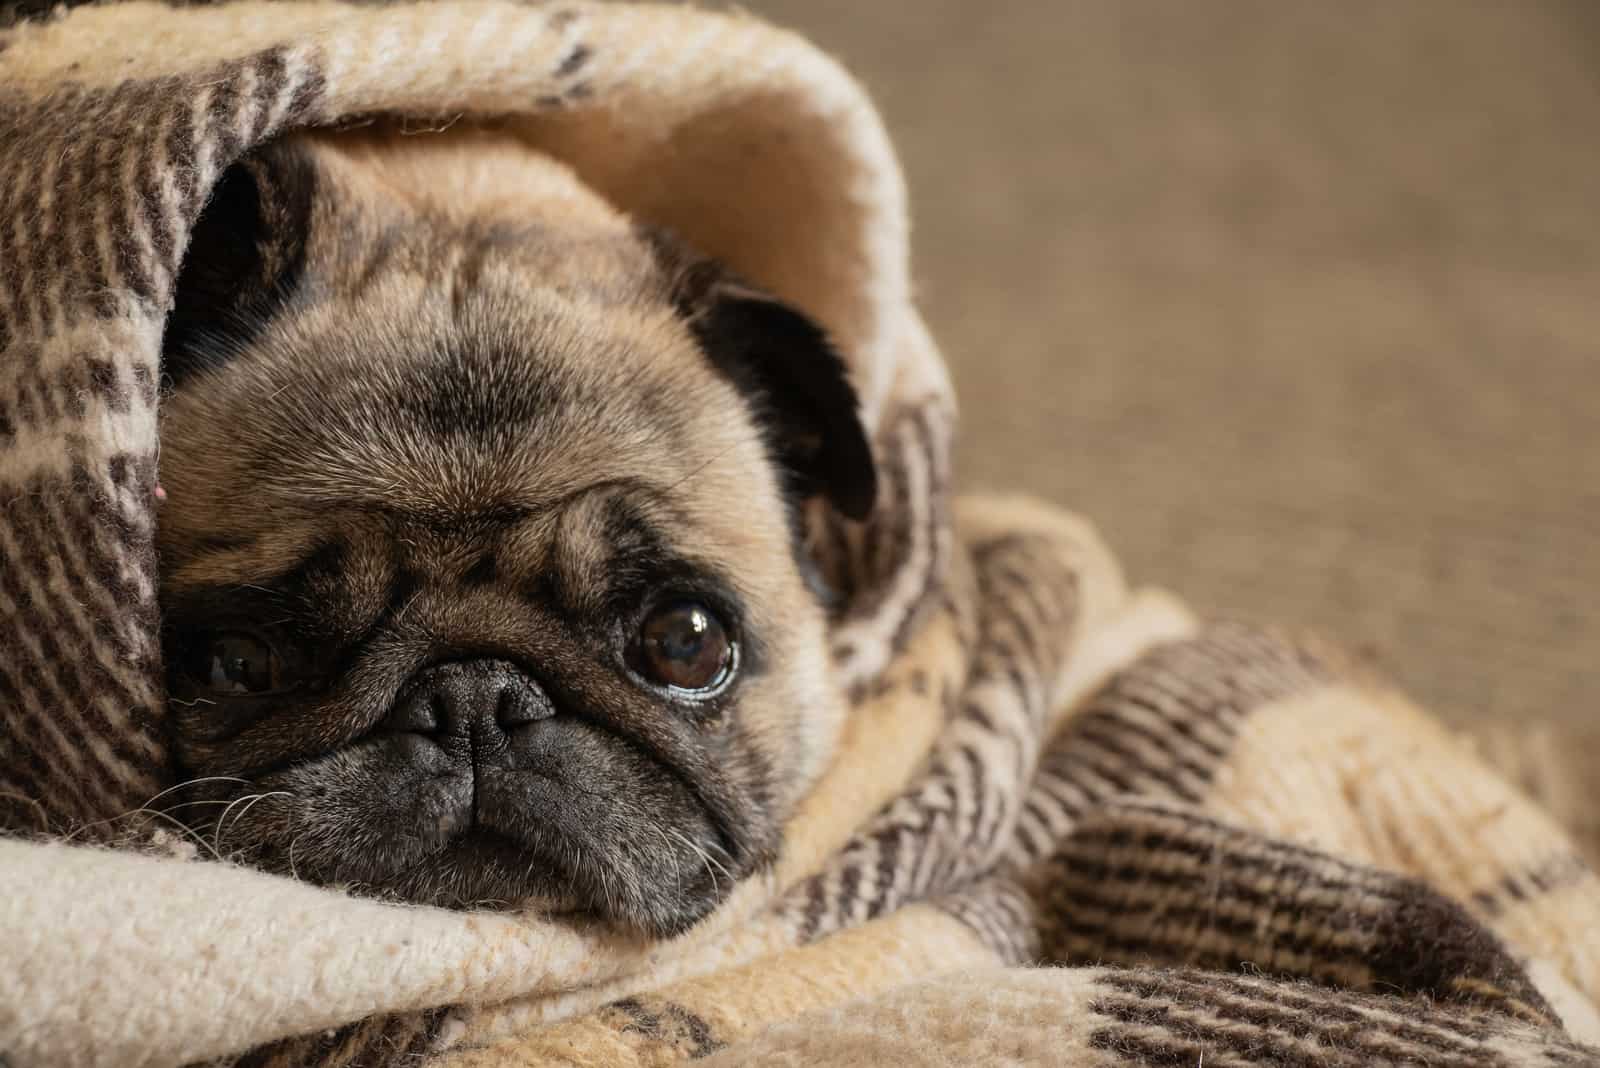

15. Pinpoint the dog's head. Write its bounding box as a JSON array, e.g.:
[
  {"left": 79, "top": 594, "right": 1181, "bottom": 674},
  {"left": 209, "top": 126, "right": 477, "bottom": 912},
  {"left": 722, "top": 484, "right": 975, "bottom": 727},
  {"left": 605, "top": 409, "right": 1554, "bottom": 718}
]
[{"left": 155, "top": 131, "right": 875, "bottom": 935}]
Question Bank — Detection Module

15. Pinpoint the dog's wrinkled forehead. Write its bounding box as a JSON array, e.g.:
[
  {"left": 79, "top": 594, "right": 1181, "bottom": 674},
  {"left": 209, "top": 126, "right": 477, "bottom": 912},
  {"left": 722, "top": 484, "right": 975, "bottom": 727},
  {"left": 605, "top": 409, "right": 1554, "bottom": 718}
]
[
  {"left": 158, "top": 129, "right": 877, "bottom": 578},
  {"left": 175, "top": 141, "right": 720, "bottom": 464},
  {"left": 171, "top": 264, "right": 741, "bottom": 515},
  {"left": 157, "top": 133, "right": 788, "bottom": 570}
]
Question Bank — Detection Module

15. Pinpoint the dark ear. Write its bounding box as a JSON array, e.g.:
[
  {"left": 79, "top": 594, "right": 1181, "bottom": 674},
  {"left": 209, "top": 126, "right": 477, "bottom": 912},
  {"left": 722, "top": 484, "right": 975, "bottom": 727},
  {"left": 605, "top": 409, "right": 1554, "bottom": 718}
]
[
  {"left": 648, "top": 231, "right": 878, "bottom": 521},
  {"left": 161, "top": 141, "right": 317, "bottom": 387}
]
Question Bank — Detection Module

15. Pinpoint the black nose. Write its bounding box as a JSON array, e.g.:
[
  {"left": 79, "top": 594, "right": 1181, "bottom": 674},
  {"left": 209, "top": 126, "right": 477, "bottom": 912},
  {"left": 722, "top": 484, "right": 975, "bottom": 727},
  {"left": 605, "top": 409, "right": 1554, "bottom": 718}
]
[{"left": 384, "top": 659, "right": 554, "bottom": 738}]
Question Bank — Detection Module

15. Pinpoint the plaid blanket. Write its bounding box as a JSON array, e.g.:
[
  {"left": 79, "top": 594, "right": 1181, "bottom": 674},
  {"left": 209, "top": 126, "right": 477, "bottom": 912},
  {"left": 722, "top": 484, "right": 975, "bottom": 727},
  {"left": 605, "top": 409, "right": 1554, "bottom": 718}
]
[{"left": 1, "top": 3, "right": 1597, "bottom": 1065}]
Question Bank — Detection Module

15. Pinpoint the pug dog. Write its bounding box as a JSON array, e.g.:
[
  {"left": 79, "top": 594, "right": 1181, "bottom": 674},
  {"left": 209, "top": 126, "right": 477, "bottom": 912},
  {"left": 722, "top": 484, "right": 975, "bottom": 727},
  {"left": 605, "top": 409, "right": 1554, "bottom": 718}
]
[{"left": 155, "top": 129, "right": 876, "bottom": 937}]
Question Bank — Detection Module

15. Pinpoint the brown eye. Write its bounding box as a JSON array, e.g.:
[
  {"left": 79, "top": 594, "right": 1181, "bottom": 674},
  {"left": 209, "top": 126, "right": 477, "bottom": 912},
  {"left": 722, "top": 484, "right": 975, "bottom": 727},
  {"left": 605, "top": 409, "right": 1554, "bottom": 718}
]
[
  {"left": 181, "top": 632, "right": 286, "bottom": 695},
  {"left": 638, "top": 600, "right": 735, "bottom": 693}
]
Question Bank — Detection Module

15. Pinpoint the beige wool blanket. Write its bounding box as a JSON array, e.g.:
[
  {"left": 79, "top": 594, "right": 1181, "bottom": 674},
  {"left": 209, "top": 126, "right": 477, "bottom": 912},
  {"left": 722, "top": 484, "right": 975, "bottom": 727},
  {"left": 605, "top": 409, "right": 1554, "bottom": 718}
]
[{"left": 2, "top": 3, "right": 1598, "bottom": 1066}]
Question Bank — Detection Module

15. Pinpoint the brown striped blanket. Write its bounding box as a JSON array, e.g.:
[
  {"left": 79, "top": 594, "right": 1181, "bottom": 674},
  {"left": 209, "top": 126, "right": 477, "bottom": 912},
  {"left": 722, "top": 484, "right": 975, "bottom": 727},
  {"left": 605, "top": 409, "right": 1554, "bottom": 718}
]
[{"left": 1, "top": 3, "right": 1598, "bottom": 1066}]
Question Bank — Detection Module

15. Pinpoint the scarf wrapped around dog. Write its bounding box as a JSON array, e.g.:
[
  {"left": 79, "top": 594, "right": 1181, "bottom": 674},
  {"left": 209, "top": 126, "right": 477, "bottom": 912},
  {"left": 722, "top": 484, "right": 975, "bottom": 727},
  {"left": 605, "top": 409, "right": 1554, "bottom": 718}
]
[{"left": 2, "top": 3, "right": 1598, "bottom": 1065}]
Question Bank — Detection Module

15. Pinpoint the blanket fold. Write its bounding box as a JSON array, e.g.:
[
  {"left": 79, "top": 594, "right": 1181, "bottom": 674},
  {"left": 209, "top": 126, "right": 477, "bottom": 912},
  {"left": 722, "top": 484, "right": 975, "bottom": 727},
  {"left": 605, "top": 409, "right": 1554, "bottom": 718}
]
[{"left": 1, "top": 3, "right": 1596, "bottom": 1066}]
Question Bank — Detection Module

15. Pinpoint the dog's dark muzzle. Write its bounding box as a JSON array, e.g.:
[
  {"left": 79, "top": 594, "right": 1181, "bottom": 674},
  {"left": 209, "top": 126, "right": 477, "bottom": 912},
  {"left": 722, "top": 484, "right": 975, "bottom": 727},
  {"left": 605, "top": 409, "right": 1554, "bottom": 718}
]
[
  {"left": 232, "top": 656, "right": 743, "bottom": 932},
  {"left": 376, "top": 658, "right": 562, "bottom": 843}
]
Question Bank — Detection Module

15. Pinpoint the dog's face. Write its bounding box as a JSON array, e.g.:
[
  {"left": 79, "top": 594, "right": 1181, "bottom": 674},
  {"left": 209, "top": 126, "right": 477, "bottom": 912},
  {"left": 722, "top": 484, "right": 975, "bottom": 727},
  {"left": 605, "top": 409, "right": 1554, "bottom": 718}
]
[{"left": 154, "top": 132, "right": 874, "bottom": 936}]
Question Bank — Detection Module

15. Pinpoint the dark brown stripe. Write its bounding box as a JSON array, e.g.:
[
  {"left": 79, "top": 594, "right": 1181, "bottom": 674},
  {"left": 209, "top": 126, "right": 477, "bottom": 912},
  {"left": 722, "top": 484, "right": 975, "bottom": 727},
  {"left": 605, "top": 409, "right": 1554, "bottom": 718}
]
[
  {"left": 133, "top": 77, "right": 182, "bottom": 296},
  {"left": 2, "top": 468, "right": 164, "bottom": 764},
  {"left": 1088, "top": 969, "right": 1543, "bottom": 1068},
  {"left": 1047, "top": 810, "right": 1551, "bottom": 1018},
  {"left": 795, "top": 869, "right": 831, "bottom": 943},
  {"left": 977, "top": 578, "right": 1049, "bottom": 693},
  {"left": 1053, "top": 722, "right": 1209, "bottom": 804},
  {"left": 1111, "top": 687, "right": 1234, "bottom": 759},
  {"left": 1048, "top": 845, "right": 1398, "bottom": 919},
  {"left": 1068, "top": 714, "right": 1219, "bottom": 788},
  {"left": 1470, "top": 854, "right": 1592, "bottom": 918},
  {"left": 865, "top": 824, "right": 903, "bottom": 921},
  {"left": 244, "top": 48, "right": 293, "bottom": 145},
  {"left": 1088, "top": 997, "right": 1499, "bottom": 1068},
  {"left": 1007, "top": 806, "right": 1045, "bottom": 862},
  {"left": 861, "top": 413, "right": 914, "bottom": 595},
  {"left": 886, "top": 419, "right": 951, "bottom": 657},
  {"left": 555, "top": 43, "right": 591, "bottom": 78},
  {"left": 74, "top": 83, "right": 141, "bottom": 306},
  {"left": 1192, "top": 969, "right": 1498, "bottom": 1046},
  {"left": 226, "top": 1008, "right": 444, "bottom": 1068},
  {"left": 0, "top": 599, "right": 129, "bottom": 822},
  {"left": 832, "top": 854, "right": 862, "bottom": 926},
  {"left": 1042, "top": 890, "right": 1381, "bottom": 982},
  {"left": 848, "top": 407, "right": 945, "bottom": 639},
  {"left": 285, "top": 57, "right": 328, "bottom": 128},
  {"left": 108, "top": 115, "right": 156, "bottom": 305},
  {"left": 1094, "top": 968, "right": 1516, "bottom": 1058},
  {"left": 6, "top": 135, "right": 41, "bottom": 332},
  {"left": 1058, "top": 805, "right": 1396, "bottom": 885},
  {"left": 0, "top": 550, "right": 155, "bottom": 805},
  {"left": 62, "top": 470, "right": 151, "bottom": 609},
  {"left": 197, "top": 63, "right": 245, "bottom": 204},
  {"left": 1047, "top": 746, "right": 1140, "bottom": 799},
  {"left": 955, "top": 741, "right": 991, "bottom": 847},
  {"left": 0, "top": 662, "right": 100, "bottom": 830},
  {"left": 163, "top": 78, "right": 203, "bottom": 258},
  {"left": 1031, "top": 766, "right": 1092, "bottom": 820}
]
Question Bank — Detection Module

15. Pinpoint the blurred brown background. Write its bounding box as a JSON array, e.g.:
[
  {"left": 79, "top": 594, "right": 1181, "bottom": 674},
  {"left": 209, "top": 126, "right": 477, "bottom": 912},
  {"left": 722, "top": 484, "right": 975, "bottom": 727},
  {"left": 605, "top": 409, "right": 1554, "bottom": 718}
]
[{"left": 740, "top": 0, "right": 1599, "bottom": 731}]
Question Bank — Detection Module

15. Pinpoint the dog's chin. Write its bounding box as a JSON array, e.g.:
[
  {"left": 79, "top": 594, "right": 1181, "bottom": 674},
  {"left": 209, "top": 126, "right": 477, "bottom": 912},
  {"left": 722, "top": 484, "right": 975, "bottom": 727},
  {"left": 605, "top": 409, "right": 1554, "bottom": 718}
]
[
  {"left": 199, "top": 723, "right": 756, "bottom": 938},
  {"left": 367, "top": 828, "right": 640, "bottom": 920},
  {"left": 367, "top": 827, "right": 590, "bottom": 912},
  {"left": 232, "top": 802, "right": 742, "bottom": 938},
  {"left": 351, "top": 816, "right": 738, "bottom": 937}
]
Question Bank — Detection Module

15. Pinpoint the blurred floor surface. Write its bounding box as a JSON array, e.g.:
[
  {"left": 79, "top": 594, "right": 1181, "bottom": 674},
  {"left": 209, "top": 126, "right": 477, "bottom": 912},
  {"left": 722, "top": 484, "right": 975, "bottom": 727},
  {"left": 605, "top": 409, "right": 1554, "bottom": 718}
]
[{"left": 740, "top": 0, "right": 1600, "bottom": 730}]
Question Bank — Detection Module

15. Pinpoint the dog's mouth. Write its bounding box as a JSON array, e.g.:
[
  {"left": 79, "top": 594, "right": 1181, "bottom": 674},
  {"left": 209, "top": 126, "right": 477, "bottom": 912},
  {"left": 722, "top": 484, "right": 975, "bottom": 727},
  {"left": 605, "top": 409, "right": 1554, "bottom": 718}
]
[
  {"left": 191, "top": 742, "right": 745, "bottom": 936},
  {"left": 372, "top": 825, "right": 597, "bottom": 915},
  {"left": 173, "top": 661, "right": 755, "bottom": 937}
]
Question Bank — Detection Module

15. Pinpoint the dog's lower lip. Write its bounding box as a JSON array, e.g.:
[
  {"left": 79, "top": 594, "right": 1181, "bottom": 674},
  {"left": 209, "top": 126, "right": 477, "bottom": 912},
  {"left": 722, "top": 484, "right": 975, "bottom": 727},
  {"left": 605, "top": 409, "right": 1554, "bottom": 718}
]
[
  {"left": 387, "top": 826, "right": 547, "bottom": 893},
  {"left": 384, "top": 829, "right": 604, "bottom": 919},
  {"left": 200, "top": 718, "right": 747, "bottom": 931},
  {"left": 448, "top": 826, "right": 530, "bottom": 857}
]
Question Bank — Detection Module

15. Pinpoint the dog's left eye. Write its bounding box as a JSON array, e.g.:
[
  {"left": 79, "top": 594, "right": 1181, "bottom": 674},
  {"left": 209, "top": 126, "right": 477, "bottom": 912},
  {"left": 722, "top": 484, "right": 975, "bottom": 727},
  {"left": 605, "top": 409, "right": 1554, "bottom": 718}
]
[
  {"left": 638, "top": 600, "right": 735, "bottom": 693},
  {"left": 178, "top": 631, "right": 287, "bottom": 695}
]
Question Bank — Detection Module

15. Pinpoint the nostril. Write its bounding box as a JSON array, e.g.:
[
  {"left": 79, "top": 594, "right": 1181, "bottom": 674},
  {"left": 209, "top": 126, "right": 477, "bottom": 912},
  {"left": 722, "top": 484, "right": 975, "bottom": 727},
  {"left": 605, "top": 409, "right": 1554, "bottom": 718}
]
[
  {"left": 496, "top": 679, "right": 554, "bottom": 729},
  {"left": 385, "top": 659, "right": 553, "bottom": 737},
  {"left": 382, "top": 689, "right": 441, "bottom": 733}
]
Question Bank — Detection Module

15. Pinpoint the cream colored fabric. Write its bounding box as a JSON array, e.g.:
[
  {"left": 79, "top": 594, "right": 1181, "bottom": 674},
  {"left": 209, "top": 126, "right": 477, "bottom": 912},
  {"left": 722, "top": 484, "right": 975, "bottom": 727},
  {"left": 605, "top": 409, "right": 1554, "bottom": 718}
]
[{"left": 0, "top": 4, "right": 1597, "bottom": 1067}]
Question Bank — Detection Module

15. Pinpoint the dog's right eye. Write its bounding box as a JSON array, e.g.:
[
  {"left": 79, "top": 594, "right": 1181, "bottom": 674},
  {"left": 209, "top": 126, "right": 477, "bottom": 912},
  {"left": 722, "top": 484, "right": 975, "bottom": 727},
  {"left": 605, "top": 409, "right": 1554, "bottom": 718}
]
[
  {"left": 177, "top": 631, "right": 288, "bottom": 695},
  {"left": 636, "top": 600, "right": 736, "bottom": 695}
]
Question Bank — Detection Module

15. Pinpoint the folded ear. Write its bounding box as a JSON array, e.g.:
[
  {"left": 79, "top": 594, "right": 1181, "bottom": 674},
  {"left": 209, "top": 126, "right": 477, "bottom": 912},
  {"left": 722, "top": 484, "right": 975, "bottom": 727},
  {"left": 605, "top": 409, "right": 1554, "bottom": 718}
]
[
  {"left": 161, "top": 141, "right": 317, "bottom": 386},
  {"left": 647, "top": 230, "right": 879, "bottom": 521}
]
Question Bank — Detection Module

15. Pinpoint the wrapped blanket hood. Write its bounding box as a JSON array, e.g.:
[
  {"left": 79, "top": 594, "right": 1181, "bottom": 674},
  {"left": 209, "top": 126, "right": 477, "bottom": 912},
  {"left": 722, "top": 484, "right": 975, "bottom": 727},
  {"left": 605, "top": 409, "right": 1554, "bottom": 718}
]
[{"left": 1, "top": 3, "right": 1597, "bottom": 1066}]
